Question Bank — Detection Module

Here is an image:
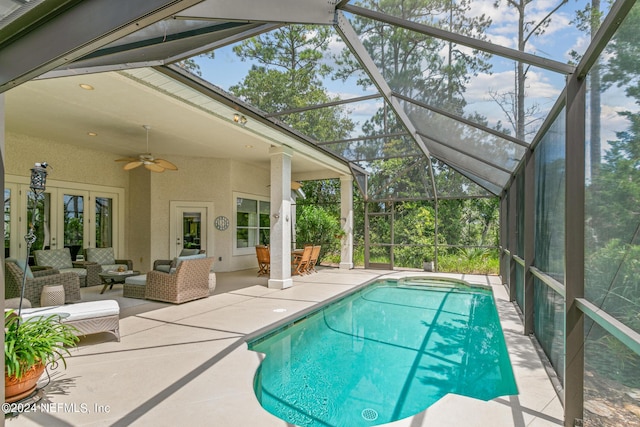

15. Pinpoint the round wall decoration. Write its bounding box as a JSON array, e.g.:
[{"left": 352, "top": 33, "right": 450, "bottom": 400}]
[{"left": 214, "top": 216, "right": 229, "bottom": 231}]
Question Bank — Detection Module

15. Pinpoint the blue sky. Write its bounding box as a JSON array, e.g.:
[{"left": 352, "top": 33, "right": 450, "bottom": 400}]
[{"left": 194, "top": 0, "right": 629, "bottom": 151}]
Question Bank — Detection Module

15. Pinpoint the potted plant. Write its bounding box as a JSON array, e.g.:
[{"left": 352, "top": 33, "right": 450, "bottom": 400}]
[
  {"left": 423, "top": 258, "right": 434, "bottom": 272},
  {"left": 5, "top": 310, "right": 78, "bottom": 403}
]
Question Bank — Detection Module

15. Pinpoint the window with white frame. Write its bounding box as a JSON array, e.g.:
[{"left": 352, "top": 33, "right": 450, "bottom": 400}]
[{"left": 235, "top": 194, "right": 270, "bottom": 251}]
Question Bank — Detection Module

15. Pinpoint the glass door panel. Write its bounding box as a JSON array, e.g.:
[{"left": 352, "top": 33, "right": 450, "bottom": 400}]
[
  {"left": 27, "top": 190, "right": 54, "bottom": 252},
  {"left": 61, "top": 191, "right": 89, "bottom": 260},
  {"left": 95, "top": 196, "right": 113, "bottom": 248},
  {"left": 4, "top": 187, "right": 12, "bottom": 258},
  {"left": 183, "top": 212, "right": 202, "bottom": 251}
]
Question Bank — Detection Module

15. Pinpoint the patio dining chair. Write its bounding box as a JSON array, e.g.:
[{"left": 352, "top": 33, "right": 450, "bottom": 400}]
[
  {"left": 292, "top": 245, "right": 313, "bottom": 275},
  {"left": 256, "top": 245, "right": 270, "bottom": 277},
  {"left": 306, "top": 245, "right": 321, "bottom": 273}
]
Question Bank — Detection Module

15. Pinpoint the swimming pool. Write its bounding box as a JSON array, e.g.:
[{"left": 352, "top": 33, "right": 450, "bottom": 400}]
[{"left": 249, "top": 277, "right": 517, "bottom": 427}]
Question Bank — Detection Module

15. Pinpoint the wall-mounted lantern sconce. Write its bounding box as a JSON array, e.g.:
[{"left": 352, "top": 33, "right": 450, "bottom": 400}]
[{"left": 233, "top": 113, "right": 248, "bottom": 126}]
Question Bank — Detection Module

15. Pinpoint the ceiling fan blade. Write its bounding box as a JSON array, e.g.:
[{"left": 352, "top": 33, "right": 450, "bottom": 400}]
[
  {"left": 154, "top": 158, "right": 178, "bottom": 171},
  {"left": 123, "top": 161, "right": 143, "bottom": 170},
  {"left": 144, "top": 162, "right": 165, "bottom": 173},
  {"left": 115, "top": 157, "right": 138, "bottom": 162}
]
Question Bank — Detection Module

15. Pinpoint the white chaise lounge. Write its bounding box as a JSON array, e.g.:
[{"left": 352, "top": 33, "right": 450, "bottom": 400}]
[{"left": 19, "top": 300, "right": 121, "bottom": 341}]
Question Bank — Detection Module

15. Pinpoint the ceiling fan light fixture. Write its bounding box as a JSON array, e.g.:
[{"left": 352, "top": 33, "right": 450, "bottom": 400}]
[{"left": 116, "top": 125, "right": 178, "bottom": 172}]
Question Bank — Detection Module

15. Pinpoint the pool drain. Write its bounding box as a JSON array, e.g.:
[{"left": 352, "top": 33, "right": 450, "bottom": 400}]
[{"left": 361, "top": 408, "right": 379, "bottom": 421}]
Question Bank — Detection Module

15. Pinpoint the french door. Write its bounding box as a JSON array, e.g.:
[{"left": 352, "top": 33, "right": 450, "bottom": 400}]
[{"left": 5, "top": 176, "right": 123, "bottom": 261}]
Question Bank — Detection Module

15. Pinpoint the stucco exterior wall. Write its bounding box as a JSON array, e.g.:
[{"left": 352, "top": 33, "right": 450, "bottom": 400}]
[
  {"left": 5, "top": 132, "right": 128, "bottom": 187},
  {"left": 146, "top": 155, "right": 269, "bottom": 273}
]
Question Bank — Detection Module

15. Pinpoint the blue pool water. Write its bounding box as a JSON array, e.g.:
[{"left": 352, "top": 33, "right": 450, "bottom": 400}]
[{"left": 249, "top": 277, "right": 517, "bottom": 427}]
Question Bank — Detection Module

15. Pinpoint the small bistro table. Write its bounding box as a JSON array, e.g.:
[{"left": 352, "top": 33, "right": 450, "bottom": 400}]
[{"left": 98, "top": 270, "right": 140, "bottom": 294}]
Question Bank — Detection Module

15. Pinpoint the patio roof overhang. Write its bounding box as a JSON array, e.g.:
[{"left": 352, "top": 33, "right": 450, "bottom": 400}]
[{"left": 5, "top": 63, "right": 357, "bottom": 179}]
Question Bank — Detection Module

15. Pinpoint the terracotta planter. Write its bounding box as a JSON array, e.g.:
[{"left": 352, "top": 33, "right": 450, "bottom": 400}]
[{"left": 5, "top": 363, "right": 45, "bottom": 403}]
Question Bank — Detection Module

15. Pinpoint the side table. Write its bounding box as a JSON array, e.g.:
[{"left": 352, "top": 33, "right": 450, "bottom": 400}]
[
  {"left": 41, "top": 284, "right": 65, "bottom": 307},
  {"left": 73, "top": 261, "right": 101, "bottom": 287}
]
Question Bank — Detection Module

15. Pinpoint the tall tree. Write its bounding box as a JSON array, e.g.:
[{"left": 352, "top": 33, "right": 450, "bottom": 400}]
[
  {"left": 492, "top": 0, "right": 568, "bottom": 141},
  {"left": 571, "top": 1, "right": 604, "bottom": 178},
  {"left": 585, "top": 4, "right": 640, "bottom": 340},
  {"left": 229, "top": 25, "right": 354, "bottom": 141}
]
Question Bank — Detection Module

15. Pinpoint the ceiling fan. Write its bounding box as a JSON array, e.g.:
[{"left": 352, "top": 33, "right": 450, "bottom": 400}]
[{"left": 115, "top": 125, "right": 178, "bottom": 172}]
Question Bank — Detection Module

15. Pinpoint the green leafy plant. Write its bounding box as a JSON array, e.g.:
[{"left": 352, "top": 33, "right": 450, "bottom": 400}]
[
  {"left": 295, "top": 204, "right": 342, "bottom": 261},
  {"left": 5, "top": 310, "right": 79, "bottom": 379}
]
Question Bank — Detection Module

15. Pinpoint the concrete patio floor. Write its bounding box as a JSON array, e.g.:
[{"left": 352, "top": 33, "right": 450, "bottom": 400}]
[{"left": 7, "top": 268, "right": 564, "bottom": 426}]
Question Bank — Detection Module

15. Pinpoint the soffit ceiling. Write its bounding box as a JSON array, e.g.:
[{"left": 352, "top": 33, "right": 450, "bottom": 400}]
[{"left": 5, "top": 68, "right": 349, "bottom": 177}]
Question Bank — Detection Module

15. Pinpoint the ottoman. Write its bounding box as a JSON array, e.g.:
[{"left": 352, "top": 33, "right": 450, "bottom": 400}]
[{"left": 124, "top": 274, "right": 147, "bottom": 299}]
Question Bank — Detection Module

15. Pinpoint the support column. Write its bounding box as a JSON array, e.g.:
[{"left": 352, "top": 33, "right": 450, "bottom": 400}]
[
  {"left": 268, "top": 146, "right": 293, "bottom": 289},
  {"left": 500, "top": 193, "right": 508, "bottom": 283},
  {"left": 340, "top": 175, "right": 353, "bottom": 269},
  {"left": 564, "top": 74, "right": 586, "bottom": 427},
  {"left": 508, "top": 184, "right": 517, "bottom": 301},
  {"left": 524, "top": 150, "right": 535, "bottom": 334}
]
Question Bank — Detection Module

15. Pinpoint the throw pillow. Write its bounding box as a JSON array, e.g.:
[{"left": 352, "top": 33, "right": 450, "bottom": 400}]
[
  {"left": 7, "top": 258, "right": 34, "bottom": 279},
  {"left": 179, "top": 248, "right": 201, "bottom": 256},
  {"left": 174, "top": 253, "right": 207, "bottom": 270},
  {"left": 86, "top": 248, "right": 116, "bottom": 265}
]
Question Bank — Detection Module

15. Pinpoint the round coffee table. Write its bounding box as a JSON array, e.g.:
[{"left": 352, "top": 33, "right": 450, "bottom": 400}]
[{"left": 98, "top": 271, "right": 140, "bottom": 294}]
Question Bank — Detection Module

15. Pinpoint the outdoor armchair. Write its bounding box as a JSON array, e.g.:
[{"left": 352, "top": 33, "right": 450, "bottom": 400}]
[
  {"left": 84, "top": 247, "right": 133, "bottom": 272},
  {"left": 80, "top": 247, "right": 133, "bottom": 290},
  {"left": 145, "top": 257, "right": 214, "bottom": 304},
  {"left": 5, "top": 259, "right": 81, "bottom": 307}
]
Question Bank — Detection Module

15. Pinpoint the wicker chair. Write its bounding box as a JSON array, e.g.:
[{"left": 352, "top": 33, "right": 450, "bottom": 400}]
[
  {"left": 78, "top": 248, "right": 132, "bottom": 288},
  {"left": 145, "top": 257, "right": 214, "bottom": 304},
  {"left": 33, "top": 248, "right": 101, "bottom": 287},
  {"left": 5, "top": 260, "right": 81, "bottom": 307},
  {"left": 84, "top": 247, "right": 133, "bottom": 272}
]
